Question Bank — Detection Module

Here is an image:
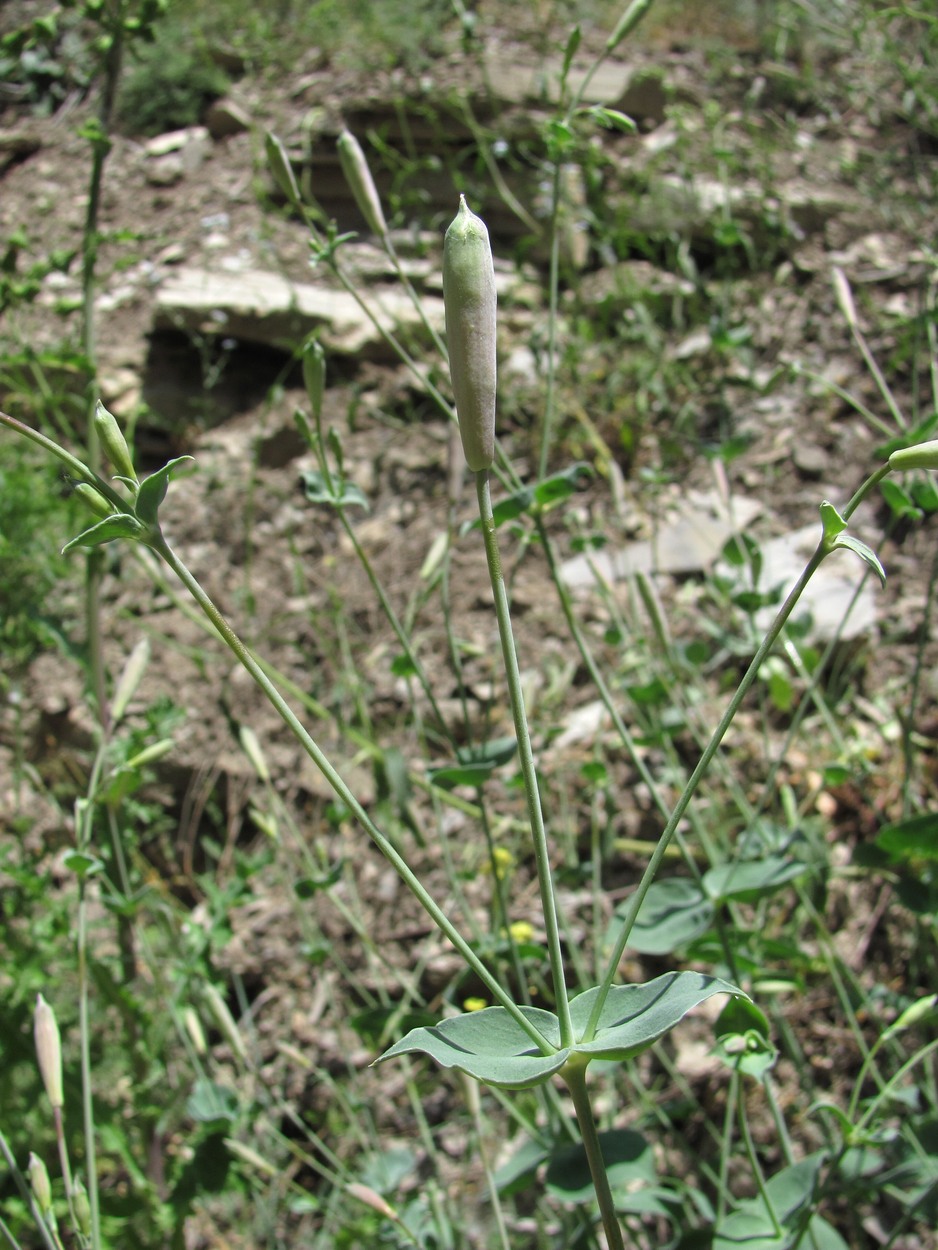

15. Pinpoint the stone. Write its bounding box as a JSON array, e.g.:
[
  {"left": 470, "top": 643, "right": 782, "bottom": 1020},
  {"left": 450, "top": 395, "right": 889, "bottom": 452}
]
[
  {"left": 204, "top": 97, "right": 252, "bottom": 140},
  {"left": 746, "top": 523, "right": 878, "bottom": 642},
  {"left": 792, "top": 441, "right": 827, "bottom": 479},
  {"left": 144, "top": 127, "right": 210, "bottom": 185},
  {"left": 154, "top": 265, "right": 446, "bottom": 358},
  {"left": 560, "top": 491, "right": 764, "bottom": 584},
  {"left": 0, "top": 130, "right": 41, "bottom": 172},
  {"left": 483, "top": 51, "right": 667, "bottom": 122}
]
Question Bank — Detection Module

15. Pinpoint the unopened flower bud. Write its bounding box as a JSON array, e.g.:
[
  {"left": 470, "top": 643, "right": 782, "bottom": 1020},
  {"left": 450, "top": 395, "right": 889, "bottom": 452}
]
[
  {"left": 94, "top": 400, "right": 137, "bottom": 482},
  {"left": 347, "top": 1182, "right": 398, "bottom": 1221},
  {"left": 337, "top": 129, "right": 389, "bottom": 241},
  {"left": 889, "top": 439, "right": 938, "bottom": 472},
  {"left": 72, "top": 1178, "right": 92, "bottom": 1238},
  {"left": 443, "top": 196, "right": 497, "bottom": 472},
  {"left": 302, "top": 339, "right": 326, "bottom": 422},
  {"left": 606, "top": 0, "right": 654, "bottom": 52},
  {"left": 28, "top": 1152, "right": 53, "bottom": 1216},
  {"left": 73, "top": 482, "right": 113, "bottom": 518},
  {"left": 265, "top": 131, "right": 301, "bottom": 207},
  {"left": 34, "top": 994, "right": 63, "bottom": 1110}
]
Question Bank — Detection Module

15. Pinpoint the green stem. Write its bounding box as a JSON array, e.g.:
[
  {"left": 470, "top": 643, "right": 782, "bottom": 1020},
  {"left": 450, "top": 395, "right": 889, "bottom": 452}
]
[
  {"left": 474, "top": 470, "right": 574, "bottom": 1047},
  {"left": 584, "top": 466, "right": 892, "bottom": 1041},
  {"left": 562, "top": 1062, "right": 625, "bottom": 1250},
  {"left": 147, "top": 528, "right": 552, "bottom": 1054},
  {"left": 0, "top": 411, "right": 124, "bottom": 506}
]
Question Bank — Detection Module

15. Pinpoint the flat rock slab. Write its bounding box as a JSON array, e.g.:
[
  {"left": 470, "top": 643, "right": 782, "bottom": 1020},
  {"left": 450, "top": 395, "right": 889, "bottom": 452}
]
[
  {"left": 561, "top": 493, "right": 877, "bottom": 643},
  {"left": 155, "top": 266, "right": 445, "bottom": 358},
  {"left": 561, "top": 491, "right": 764, "bottom": 583},
  {"left": 749, "top": 523, "right": 878, "bottom": 642}
]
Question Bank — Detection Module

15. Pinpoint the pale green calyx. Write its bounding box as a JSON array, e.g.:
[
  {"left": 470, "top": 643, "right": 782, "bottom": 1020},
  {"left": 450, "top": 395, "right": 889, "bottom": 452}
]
[
  {"left": 34, "top": 993, "right": 63, "bottom": 1110},
  {"left": 443, "top": 196, "right": 497, "bottom": 473},
  {"left": 889, "top": 439, "right": 938, "bottom": 472},
  {"left": 94, "top": 400, "right": 137, "bottom": 482},
  {"left": 337, "top": 129, "right": 389, "bottom": 241},
  {"left": 28, "top": 1153, "right": 53, "bottom": 1216}
]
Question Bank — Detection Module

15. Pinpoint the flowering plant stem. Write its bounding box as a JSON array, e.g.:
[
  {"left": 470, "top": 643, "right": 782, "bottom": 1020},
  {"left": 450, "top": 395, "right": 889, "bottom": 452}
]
[
  {"left": 475, "top": 470, "right": 627, "bottom": 1244},
  {"left": 562, "top": 1061, "right": 625, "bottom": 1250},
  {"left": 473, "top": 469, "right": 574, "bottom": 1047},
  {"left": 146, "top": 528, "right": 554, "bottom": 1054},
  {"left": 584, "top": 464, "right": 893, "bottom": 1039}
]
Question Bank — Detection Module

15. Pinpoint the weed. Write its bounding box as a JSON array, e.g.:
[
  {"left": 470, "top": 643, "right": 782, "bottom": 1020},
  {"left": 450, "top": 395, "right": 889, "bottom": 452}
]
[{"left": 116, "top": 28, "right": 229, "bottom": 136}]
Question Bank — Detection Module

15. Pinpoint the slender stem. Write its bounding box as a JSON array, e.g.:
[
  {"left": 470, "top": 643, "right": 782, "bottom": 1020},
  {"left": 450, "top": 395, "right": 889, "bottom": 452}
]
[
  {"left": 76, "top": 877, "right": 100, "bottom": 1250},
  {"left": 0, "top": 411, "right": 124, "bottom": 505},
  {"left": 562, "top": 1062, "right": 624, "bottom": 1250},
  {"left": 738, "top": 1080, "right": 782, "bottom": 1238},
  {"left": 585, "top": 541, "right": 827, "bottom": 1037},
  {"left": 474, "top": 470, "right": 574, "bottom": 1047},
  {"left": 585, "top": 465, "right": 892, "bottom": 1041},
  {"left": 147, "top": 528, "right": 553, "bottom": 1053},
  {"left": 0, "top": 1130, "right": 59, "bottom": 1250}
]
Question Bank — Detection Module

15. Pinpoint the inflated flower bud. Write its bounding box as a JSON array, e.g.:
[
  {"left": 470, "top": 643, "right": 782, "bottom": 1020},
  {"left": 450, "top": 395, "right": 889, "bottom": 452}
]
[
  {"left": 443, "top": 196, "right": 497, "bottom": 472},
  {"left": 337, "top": 129, "right": 389, "bottom": 242},
  {"left": 74, "top": 482, "right": 113, "bottom": 518},
  {"left": 94, "top": 400, "right": 137, "bottom": 482},
  {"left": 265, "top": 131, "right": 301, "bottom": 207},
  {"left": 72, "top": 1178, "right": 92, "bottom": 1238},
  {"left": 28, "top": 1153, "right": 53, "bottom": 1216},
  {"left": 34, "top": 994, "right": 63, "bottom": 1110},
  {"left": 302, "top": 339, "right": 326, "bottom": 422},
  {"left": 889, "top": 439, "right": 938, "bottom": 472},
  {"left": 606, "top": 0, "right": 654, "bottom": 52}
]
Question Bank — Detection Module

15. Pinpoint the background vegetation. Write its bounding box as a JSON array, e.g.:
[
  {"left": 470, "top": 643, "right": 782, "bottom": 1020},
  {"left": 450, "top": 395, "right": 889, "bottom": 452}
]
[{"left": 1, "top": 1, "right": 937, "bottom": 1248}]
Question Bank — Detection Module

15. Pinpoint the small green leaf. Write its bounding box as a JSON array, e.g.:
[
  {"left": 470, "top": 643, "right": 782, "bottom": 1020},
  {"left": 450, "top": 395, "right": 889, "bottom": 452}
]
[
  {"left": 819, "top": 500, "right": 847, "bottom": 542},
  {"left": 62, "top": 514, "right": 143, "bottom": 553},
  {"left": 703, "top": 856, "right": 807, "bottom": 903},
  {"left": 880, "top": 477, "right": 922, "bottom": 521},
  {"left": 377, "top": 1005, "right": 565, "bottom": 1089},
  {"left": 560, "top": 24, "right": 581, "bottom": 85},
  {"left": 619, "top": 878, "right": 714, "bottom": 955},
  {"left": 135, "top": 456, "right": 194, "bottom": 526},
  {"left": 583, "top": 105, "right": 638, "bottom": 133},
  {"left": 428, "top": 761, "right": 498, "bottom": 789},
  {"left": 187, "top": 1078, "right": 239, "bottom": 1128},
  {"left": 294, "top": 864, "right": 344, "bottom": 896},
  {"left": 532, "top": 463, "right": 592, "bottom": 509},
  {"left": 457, "top": 737, "right": 517, "bottom": 768},
  {"left": 831, "top": 534, "right": 886, "bottom": 586},
  {"left": 566, "top": 972, "right": 745, "bottom": 1061},
  {"left": 299, "top": 468, "right": 369, "bottom": 511},
  {"left": 63, "top": 851, "right": 104, "bottom": 879},
  {"left": 712, "top": 1028, "right": 778, "bottom": 1081},
  {"left": 716, "top": 997, "right": 771, "bottom": 1042},
  {"left": 545, "top": 1129, "right": 654, "bottom": 1203},
  {"left": 495, "top": 1138, "right": 547, "bottom": 1197},
  {"left": 876, "top": 813, "right": 938, "bottom": 862},
  {"left": 911, "top": 477, "right": 938, "bottom": 513}
]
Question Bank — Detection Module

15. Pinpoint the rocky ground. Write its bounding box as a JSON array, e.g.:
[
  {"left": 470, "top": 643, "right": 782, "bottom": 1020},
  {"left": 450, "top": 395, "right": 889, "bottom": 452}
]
[{"left": 1, "top": 3, "right": 937, "bottom": 1245}]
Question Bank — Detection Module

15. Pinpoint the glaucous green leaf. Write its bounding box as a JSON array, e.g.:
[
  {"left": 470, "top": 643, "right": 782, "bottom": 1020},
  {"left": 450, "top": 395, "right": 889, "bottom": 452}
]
[
  {"left": 703, "top": 856, "right": 807, "bottom": 902},
  {"left": 832, "top": 534, "right": 886, "bottom": 586},
  {"left": 134, "top": 455, "right": 194, "bottom": 525},
  {"left": 566, "top": 972, "right": 745, "bottom": 1061},
  {"left": 545, "top": 1129, "right": 654, "bottom": 1203},
  {"left": 62, "top": 513, "right": 144, "bottom": 553},
  {"left": 379, "top": 972, "right": 744, "bottom": 1087},
  {"left": 378, "top": 1005, "right": 563, "bottom": 1089},
  {"left": 619, "top": 878, "right": 714, "bottom": 955}
]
